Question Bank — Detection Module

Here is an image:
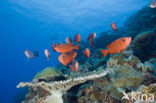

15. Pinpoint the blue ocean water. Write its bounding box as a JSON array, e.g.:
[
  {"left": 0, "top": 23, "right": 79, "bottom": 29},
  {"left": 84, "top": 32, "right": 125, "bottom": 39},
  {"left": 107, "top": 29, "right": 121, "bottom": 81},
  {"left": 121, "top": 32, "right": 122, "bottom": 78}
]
[{"left": 0, "top": 0, "right": 149, "bottom": 103}]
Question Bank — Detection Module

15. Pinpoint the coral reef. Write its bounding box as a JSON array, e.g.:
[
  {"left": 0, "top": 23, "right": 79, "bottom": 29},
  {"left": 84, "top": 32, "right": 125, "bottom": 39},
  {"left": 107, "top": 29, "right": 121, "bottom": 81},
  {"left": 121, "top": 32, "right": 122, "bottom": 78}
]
[
  {"left": 34, "top": 67, "right": 62, "bottom": 79},
  {"left": 17, "top": 70, "right": 109, "bottom": 103},
  {"left": 77, "top": 51, "right": 156, "bottom": 102},
  {"left": 16, "top": 6, "right": 156, "bottom": 103},
  {"left": 131, "top": 31, "right": 156, "bottom": 61}
]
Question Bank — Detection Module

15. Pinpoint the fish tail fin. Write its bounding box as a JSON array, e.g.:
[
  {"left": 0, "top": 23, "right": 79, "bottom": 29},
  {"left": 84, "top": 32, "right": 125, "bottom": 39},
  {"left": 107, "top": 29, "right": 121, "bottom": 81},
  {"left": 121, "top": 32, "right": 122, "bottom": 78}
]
[
  {"left": 74, "top": 45, "right": 80, "bottom": 50},
  {"left": 101, "top": 49, "right": 108, "bottom": 57},
  {"left": 33, "top": 51, "right": 39, "bottom": 57}
]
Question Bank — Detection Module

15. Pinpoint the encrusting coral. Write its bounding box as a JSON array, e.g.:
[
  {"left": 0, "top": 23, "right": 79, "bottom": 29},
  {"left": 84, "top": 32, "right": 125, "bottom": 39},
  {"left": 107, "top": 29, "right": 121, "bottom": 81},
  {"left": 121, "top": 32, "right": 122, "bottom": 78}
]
[
  {"left": 34, "top": 67, "right": 62, "bottom": 79},
  {"left": 17, "top": 70, "right": 109, "bottom": 103}
]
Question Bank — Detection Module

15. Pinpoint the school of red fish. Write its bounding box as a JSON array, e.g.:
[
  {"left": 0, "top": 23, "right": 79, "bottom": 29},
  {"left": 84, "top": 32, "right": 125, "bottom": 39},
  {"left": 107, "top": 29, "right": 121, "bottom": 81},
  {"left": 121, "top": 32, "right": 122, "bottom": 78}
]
[{"left": 24, "top": 23, "right": 132, "bottom": 72}]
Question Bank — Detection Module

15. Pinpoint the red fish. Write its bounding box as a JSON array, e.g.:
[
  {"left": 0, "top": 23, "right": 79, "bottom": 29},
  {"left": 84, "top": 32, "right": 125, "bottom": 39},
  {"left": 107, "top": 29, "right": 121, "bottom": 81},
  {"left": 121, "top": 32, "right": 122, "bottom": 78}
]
[
  {"left": 52, "top": 43, "right": 58, "bottom": 51},
  {"left": 65, "top": 37, "right": 73, "bottom": 44},
  {"left": 111, "top": 22, "right": 117, "bottom": 31},
  {"left": 54, "top": 44, "right": 80, "bottom": 53},
  {"left": 101, "top": 37, "right": 132, "bottom": 57},
  {"left": 69, "top": 61, "right": 79, "bottom": 72},
  {"left": 87, "top": 33, "right": 96, "bottom": 46},
  {"left": 58, "top": 52, "right": 77, "bottom": 66},
  {"left": 83, "top": 48, "right": 90, "bottom": 58},
  {"left": 75, "top": 33, "right": 81, "bottom": 43}
]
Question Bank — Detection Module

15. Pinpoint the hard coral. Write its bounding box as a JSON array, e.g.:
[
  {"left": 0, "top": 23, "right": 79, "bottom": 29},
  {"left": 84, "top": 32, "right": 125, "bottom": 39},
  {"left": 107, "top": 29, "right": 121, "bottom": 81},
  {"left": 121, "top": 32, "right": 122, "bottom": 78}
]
[
  {"left": 34, "top": 67, "right": 62, "bottom": 79},
  {"left": 131, "top": 31, "right": 156, "bottom": 61},
  {"left": 17, "top": 70, "right": 109, "bottom": 103},
  {"left": 77, "top": 51, "right": 155, "bottom": 102}
]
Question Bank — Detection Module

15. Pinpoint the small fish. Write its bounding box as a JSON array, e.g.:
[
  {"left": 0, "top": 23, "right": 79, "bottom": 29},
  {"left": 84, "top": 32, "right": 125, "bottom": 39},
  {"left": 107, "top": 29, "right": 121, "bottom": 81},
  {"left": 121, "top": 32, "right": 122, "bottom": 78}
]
[
  {"left": 52, "top": 43, "right": 58, "bottom": 51},
  {"left": 24, "top": 50, "right": 39, "bottom": 59},
  {"left": 69, "top": 61, "right": 79, "bottom": 72},
  {"left": 83, "top": 48, "right": 90, "bottom": 58},
  {"left": 111, "top": 22, "right": 117, "bottom": 31},
  {"left": 44, "top": 49, "right": 50, "bottom": 60},
  {"left": 65, "top": 37, "right": 73, "bottom": 44},
  {"left": 101, "top": 37, "right": 132, "bottom": 57},
  {"left": 58, "top": 52, "right": 77, "bottom": 66},
  {"left": 54, "top": 44, "right": 80, "bottom": 53},
  {"left": 149, "top": 0, "right": 156, "bottom": 8},
  {"left": 87, "top": 33, "right": 96, "bottom": 46},
  {"left": 75, "top": 33, "right": 81, "bottom": 43}
]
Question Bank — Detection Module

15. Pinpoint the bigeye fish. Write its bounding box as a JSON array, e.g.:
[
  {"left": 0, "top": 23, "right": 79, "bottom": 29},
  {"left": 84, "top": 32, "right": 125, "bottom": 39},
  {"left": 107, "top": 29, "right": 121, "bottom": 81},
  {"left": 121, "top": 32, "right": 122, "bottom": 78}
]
[
  {"left": 149, "top": 0, "right": 156, "bottom": 8},
  {"left": 58, "top": 51, "right": 77, "bottom": 66},
  {"left": 24, "top": 50, "right": 39, "bottom": 59},
  {"left": 75, "top": 33, "right": 81, "bottom": 43},
  {"left": 111, "top": 22, "right": 117, "bottom": 31},
  {"left": 87, "top": 33, "right": 96, "bottom": 46},
  {"left": 54, "top": 44, "right": 80, "bottom": 53},
  {"left": 101, "top": 37, "right": 132, "bottom": 57},
  {"left": 69, "top": 61, "right": 79, "bottom": 72},
  {"left": 44, "top": 49, "right": 50, "bottom": 60},
  {"left": 83, "top": 48, "right": 91, "bottom": 58}
]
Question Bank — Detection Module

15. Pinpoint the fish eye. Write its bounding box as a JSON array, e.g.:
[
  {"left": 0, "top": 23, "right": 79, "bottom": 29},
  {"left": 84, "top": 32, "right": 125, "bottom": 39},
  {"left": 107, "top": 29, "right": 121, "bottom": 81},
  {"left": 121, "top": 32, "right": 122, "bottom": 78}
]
[{"left": 122, "top": 39, "right": 125, "bottom": 42}]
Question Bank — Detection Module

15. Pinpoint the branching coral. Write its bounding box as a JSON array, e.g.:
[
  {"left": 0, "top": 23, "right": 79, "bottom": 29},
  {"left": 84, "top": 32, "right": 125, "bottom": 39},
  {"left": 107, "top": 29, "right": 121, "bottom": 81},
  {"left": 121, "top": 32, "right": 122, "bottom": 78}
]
[{"left": 17, "top": 70, "right": 109, "bottom": 103}]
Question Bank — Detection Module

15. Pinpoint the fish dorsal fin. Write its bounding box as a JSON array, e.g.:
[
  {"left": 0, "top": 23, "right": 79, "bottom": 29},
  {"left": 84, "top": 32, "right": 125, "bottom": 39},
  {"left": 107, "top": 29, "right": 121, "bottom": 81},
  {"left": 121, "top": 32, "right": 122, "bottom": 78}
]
[{"left": 106, "top": 38, "right": 121, "bottom": 48}]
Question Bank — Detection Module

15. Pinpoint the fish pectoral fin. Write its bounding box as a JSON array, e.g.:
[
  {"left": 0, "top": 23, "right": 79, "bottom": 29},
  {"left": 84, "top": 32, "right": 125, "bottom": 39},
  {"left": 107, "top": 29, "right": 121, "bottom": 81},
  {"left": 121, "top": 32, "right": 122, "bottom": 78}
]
[{"left": 101, "top": 49, "right": 109, "bottom": 57}]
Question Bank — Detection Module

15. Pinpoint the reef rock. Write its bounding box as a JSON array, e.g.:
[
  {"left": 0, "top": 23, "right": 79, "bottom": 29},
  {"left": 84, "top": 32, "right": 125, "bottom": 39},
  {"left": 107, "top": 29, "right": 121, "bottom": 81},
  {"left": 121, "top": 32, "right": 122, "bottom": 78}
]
[{"left": 131, "top": 31, "right": 156, "bottom": 61}]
